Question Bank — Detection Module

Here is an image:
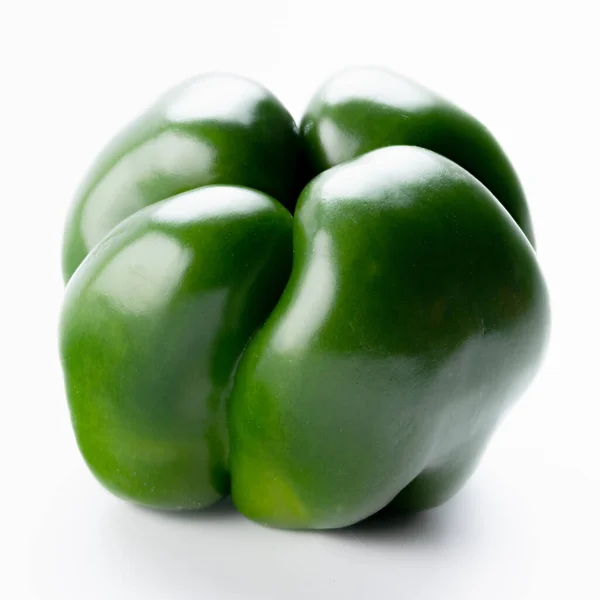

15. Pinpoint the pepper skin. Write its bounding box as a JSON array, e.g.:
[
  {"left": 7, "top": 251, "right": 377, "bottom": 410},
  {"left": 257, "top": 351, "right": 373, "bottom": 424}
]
[
  {"left": 228, "top": 146, "right": 549, "bottom": 529},
  {"left": 62, "top": 73, "right": 306, "bottom": 282},
  {"left": 60, "top": 186, "right": 293, "bottom": 509},
  {"left": 300, "top": 67, "right": 535, "bottom": 245}
]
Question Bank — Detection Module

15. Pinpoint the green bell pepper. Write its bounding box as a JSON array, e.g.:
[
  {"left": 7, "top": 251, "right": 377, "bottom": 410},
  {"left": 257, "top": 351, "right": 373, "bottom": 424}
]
[{"left": 59, "top": 70, "right": 549, "bottom": 529}]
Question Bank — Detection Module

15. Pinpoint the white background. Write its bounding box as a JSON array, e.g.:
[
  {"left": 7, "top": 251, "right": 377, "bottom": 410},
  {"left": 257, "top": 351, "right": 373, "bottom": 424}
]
[{"left": 2, "top": 1, "right": 599, "bottom": 598}]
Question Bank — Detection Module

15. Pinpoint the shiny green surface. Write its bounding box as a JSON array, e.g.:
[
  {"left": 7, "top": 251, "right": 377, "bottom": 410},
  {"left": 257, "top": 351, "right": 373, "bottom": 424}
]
[
  {"left": 59, "top": 71, "right": 549, "bottom": 528},
  {"left": 60, "top": 186, "right": 293, "bottom": 509},
  {"left": 229, "top": 146, "right": 549, "bottom": 529},
  {"left": 62, "top": 73, "right": 306, "bottom": 281},
  {"left": 300, "top": 67, "right": 535, "bottom": 245}
]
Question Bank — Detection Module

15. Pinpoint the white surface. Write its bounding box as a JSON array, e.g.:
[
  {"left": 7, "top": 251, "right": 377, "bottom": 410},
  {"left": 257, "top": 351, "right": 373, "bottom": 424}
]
[{"left": 2, "top": 1, "right": 599, "bottom": 598}]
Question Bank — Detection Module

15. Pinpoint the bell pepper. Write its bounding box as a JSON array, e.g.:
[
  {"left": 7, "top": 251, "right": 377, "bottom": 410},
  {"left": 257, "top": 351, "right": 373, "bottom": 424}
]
[{"left": 59, "top": 70, "right": 549, "bottom": 528}]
